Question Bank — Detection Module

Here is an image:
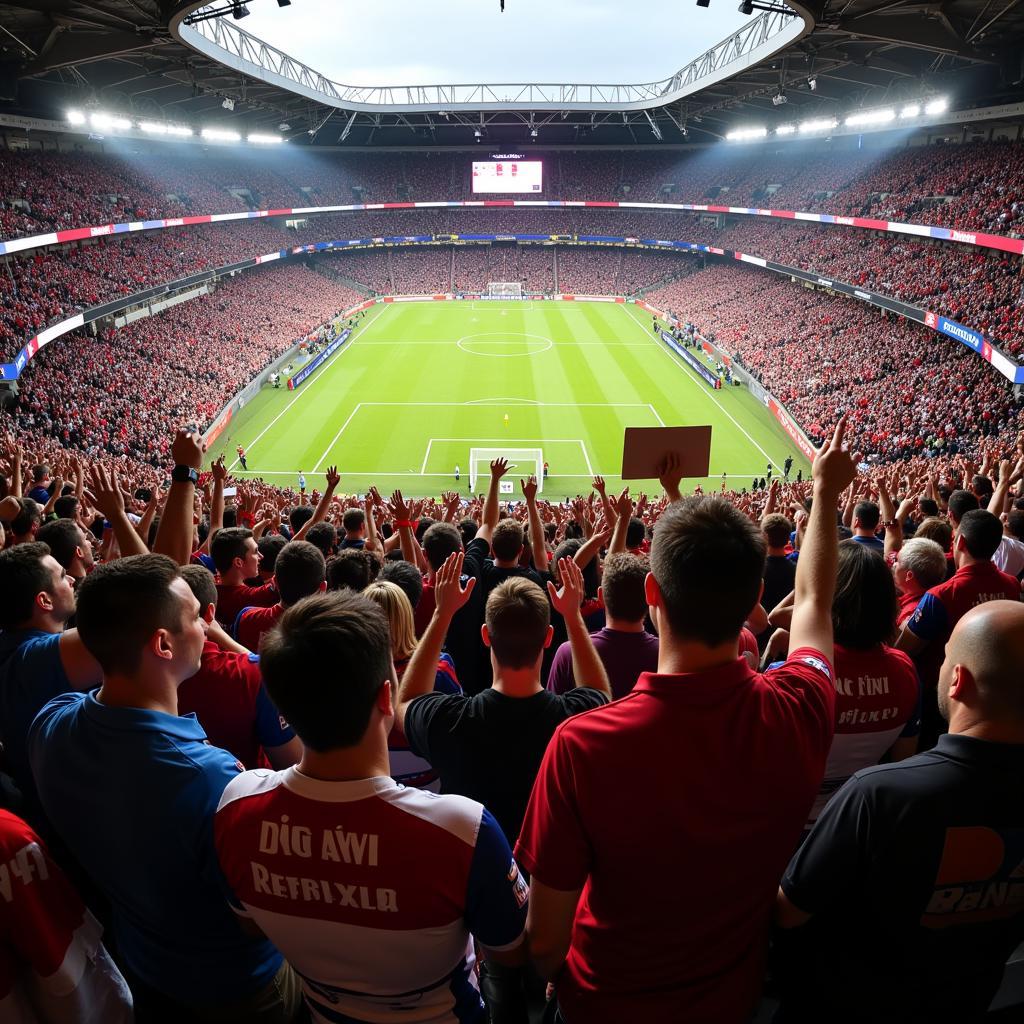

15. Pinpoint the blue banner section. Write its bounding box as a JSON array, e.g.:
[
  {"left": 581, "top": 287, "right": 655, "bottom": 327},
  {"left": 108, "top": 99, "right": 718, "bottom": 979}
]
[
  {"left": 933, "top": 315, "right": 983, "bottom": 353},
  {"left": 659, "top": 329, "right": 719, "bottom": 388},
  {"left": 0, "top": 360, "right": 18, "bottom": 380},
  {"left": 288, "top": 328, "right": 352, "bottom": 390}
]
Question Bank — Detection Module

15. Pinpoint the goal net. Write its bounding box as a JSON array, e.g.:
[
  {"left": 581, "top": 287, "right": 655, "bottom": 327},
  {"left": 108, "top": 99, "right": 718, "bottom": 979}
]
[
  {"left": 487, "top": 282, "right": 523, "bottom": 298},
  {"left": 469, "top": 448, "right": 544, "bottom": 493}
]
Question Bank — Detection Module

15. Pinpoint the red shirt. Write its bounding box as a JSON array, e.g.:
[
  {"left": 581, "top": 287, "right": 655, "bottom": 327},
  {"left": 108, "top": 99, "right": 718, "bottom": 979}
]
[
  {"left": 515, "top": 647, "right": 836, "bottom": 1023},
  {"left": 810, "top": 643, "right": 919, "bottom": 823},
  {"left": 896, "top": 589, "right": 921, "bottom": 626},
  {"left": 233, "top": 603, "right": 284, "bottom": 652},
  {"left": 414, "top": 578, "right": 435, "bottom": 638},
  {"left": 178, "top": 641, "right": 294, "bottom": 769},
  {"left": 215, "top": 580, "right": 278, "bottom": 627}
]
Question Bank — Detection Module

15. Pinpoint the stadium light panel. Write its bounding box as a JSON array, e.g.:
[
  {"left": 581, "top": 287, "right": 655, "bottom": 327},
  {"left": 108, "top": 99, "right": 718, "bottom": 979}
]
[
  {"left": 202, "top": 127, "right": 242, "bottom": 142},
  {"left": 248, "top": 133, "right": 284, "bottom": 144},
  {"left": 66, "top": 110, "right": 86, "bottom": 125},
  {"left": 726, "top": 126, "right": 768, "bottom": 142},
  {"left": 90, "top": 113, "right": 131, "bottom": 131},
  {"left": 845, "top": 108, "right": 895, "bottom": 127},
  {"left": 775, "top": 123, "right": 796, "bottom": 135},
  {"left": 900, "top": 103, "right": 921, "bottom": 119},
  {"left": 139, "top": 121, "right": 168, "bottom": 134},
  {"left": 925, "top": 97, "right": 948, "bottom": 115},
  {"left": 798, "top": 118, "right": 837, "bottom": 133}
]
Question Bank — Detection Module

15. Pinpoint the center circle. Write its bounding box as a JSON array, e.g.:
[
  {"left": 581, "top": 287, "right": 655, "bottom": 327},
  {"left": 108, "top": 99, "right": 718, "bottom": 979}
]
[{"left": 456, "top": 332, "right": 553, "bottom": 357}]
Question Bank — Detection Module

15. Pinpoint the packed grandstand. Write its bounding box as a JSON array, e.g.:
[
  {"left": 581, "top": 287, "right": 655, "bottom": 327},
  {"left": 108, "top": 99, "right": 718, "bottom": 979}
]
[{"left": 3, "top": 0, "right": 1024, "bottom": 1022}]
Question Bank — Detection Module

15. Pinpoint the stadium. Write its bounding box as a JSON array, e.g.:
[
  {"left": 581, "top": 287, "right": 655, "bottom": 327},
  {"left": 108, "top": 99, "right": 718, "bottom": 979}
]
[{"left": 1, "top": 0, "right": 1024, "bottom": 1020}]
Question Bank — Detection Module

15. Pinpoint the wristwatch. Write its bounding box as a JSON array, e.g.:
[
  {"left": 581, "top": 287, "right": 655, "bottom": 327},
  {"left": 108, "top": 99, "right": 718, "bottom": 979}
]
[{"left": 171, "top": 464, "right": 199, "bottom": 486}]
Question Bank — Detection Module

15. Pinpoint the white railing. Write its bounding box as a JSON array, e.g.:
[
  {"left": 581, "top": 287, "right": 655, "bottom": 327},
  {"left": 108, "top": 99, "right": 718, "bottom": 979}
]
[{"left": 175, "top": 6, "right": 805, "bottom": 113}]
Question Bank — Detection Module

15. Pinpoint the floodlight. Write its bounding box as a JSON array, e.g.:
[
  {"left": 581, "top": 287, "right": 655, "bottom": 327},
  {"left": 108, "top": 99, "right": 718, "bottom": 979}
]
[
  {"left": 799, "top": 118, "right": 836, "bottom": 133},
  {"left": 248, "top": 133, "right": 284, "bottom": 144},
  {"left": 900, "top": 103, "right": 921, "bottom": 118},
  {"left": 529, "top": 128, "right": 538, "bottom": 138},
  {"left": 90, "top": 112, "right": 131, "bottom": 131},
  {"left": 775, "top": 123, "right": 796, "bottom": 135},
  {"left": 726, "top": 126, "right": 768, "bottom": 141},
  {"left": 924, "top": 97, "right": 948, "bottom": 115},
  {"left": 222, "top": 97, "right": 235, "bottom": 111},
  {"left": 232, "top": 3, "right": 250, "bottom": 18},
  {"left": 67, "top": 110, "right": 86, "bottom": 125},
  {"left": 202, "top": 127, "right": 242, "bottom": 142},
  {"left": 807, "top": 77, "right": 817, "bottom": 91},
  {"left": 845, "top": 108, "right": 895, "bottom": 127},
  {"left": 772, "top": 91, "right": 788, "bottom": 106}
]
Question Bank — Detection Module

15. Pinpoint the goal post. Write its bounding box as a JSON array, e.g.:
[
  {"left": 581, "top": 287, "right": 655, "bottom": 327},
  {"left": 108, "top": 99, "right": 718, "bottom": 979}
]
[
  {"left": 487, "top": 281, "right": 523, "bottom": 298},
  {"left": 469, "top": 448, "right": 544, "bottom": 493}
]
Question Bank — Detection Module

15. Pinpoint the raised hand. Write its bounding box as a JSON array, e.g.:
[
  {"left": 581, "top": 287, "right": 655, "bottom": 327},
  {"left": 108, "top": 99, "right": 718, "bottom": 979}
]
[
  {"left": 547, "top": 556, "right": 585, "bottom": 619},
  {"left": 387, "top": 490, "right": 411, "bottom": 521},
  {"left": 85, "top": 464, "right": 127, "bottom": 522},
  {"left": 211, "top": 455, "right": 227, "bottom": 482},
  {"left": 591, "top": 475, "right": 606, "bottom": 495},
  {"left": 434, "top": 551, "right": 476, "bottom": 618},
  {"left": 521, "top": 475, "right": 539, "bottom": 503},
  {"left": 611, "top": 486, "right": 633, "bottom": 520},
  {"left": 325, "top": 465, "right": 340, "bottom": 490},
  {"left": 812, "top": 415, "right": 859, "bottom": 499},
  {"left": 171, "top": 428, "right": 205, "bottom": 471},
  {"left": 490, "top": 457, "right": 509, "bottom": 480},
  {"left": 659, "top": 453, "right": 684, "bottom": 501}
]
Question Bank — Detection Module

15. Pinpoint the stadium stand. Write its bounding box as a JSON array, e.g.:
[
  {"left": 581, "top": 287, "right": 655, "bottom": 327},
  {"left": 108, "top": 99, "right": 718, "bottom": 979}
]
[{"left": 4, "top": 24, "right": 1024, "bottom": 1021}]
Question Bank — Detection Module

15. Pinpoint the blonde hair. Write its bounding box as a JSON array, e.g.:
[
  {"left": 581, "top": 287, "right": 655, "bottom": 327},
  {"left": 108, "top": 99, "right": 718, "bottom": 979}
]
[{"left": 363, "top": 580, "right": 417, "bottom": 661}]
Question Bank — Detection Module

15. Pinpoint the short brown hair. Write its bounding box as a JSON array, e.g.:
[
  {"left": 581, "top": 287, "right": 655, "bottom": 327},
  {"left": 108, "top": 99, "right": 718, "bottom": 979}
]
[
  {"left": 260, "top": 591, "right": 391, "bottom": 751},
  {"left": 491, "top": 519, "right": 525, "bottom": 562},
  {"left": 650, "top": 496, "right": 766, "bottom": 646},
  {"left": 762, "top": 513, "right": 794, "bottom": 550},
  {"left": 915, "top": 516, "right": 953, "bottom": 552},
  {"left": 485, "top": 577, "right": 550, "bottom": 669},
  {"left": 76, "top": 554, "right": 184, "bottom": 676},
  {"left": 422, "top": 522, "right": 463, "bottom": 571},
  {"left": 600, "top": 553, "right": 650, "bottom": 623}
]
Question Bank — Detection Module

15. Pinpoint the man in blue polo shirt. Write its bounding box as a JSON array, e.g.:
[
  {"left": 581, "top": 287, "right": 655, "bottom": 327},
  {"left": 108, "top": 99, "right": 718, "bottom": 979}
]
[
  {"left": 29, "top": 554, "right": 300, "bottom": 1023},
  {"left": 776, "top": 600, "right": 1024, "bottom": 1022},
  {"left": 0, "top": 542, "right": 100, "bottom": 828}
]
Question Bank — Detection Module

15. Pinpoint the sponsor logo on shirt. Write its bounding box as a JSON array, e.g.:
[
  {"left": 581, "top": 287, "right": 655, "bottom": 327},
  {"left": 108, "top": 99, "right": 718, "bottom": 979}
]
[
  {"left": 801, "top": 655, "right": 831, "bottom": 679},
  {"left": 508, "top": 859, "right": 530, "bottom": 909}
]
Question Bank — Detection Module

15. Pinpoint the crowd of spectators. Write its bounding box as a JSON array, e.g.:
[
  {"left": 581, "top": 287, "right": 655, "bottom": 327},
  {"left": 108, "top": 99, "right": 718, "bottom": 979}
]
[
  {"left": 3, "top": 138, "right": 1023, "bottom": 240},
  {"left": 646, "top": 262, "right": 1022, "bottom": 462},
  {"left": 3, "top": 413, "right": 1024, "bottom": 1022}
]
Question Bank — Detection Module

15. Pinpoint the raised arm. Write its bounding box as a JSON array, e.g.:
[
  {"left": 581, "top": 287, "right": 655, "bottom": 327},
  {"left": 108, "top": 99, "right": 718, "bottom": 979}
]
[
  {"left": 293, "top": 466, "right": 339, "bottom": 541},
  {"left": 85, "top": 464, "right": 148, "bottom": 559},
  {"left": 207, "top": 456, "right": 227, "bottom": 546},
  {"left": 548, "top": 557, "right": 611, "bottom": 698},
  {"left": 153, "top": 429, "right": 205, "bottom": 566},
  {"left": 591, "top": 476, "right": 616, "bottom": 530},
  {"left": 477, "top": 458, "right": 509, "bottom": 547},
  {"left": 659, "top": 454, "right": 683, "bottom": 504},
  {"left": 789, "top": 416, "right": 858, "bottom": 664},
  {"left": 608, "top": 488, "right": 633, "bottom": 555},
  {"left": 522, "top": 475, "right": 549, "bottom": 573},
  {"left": 395, "top": 551, "right": 475, "bottom": 731}
]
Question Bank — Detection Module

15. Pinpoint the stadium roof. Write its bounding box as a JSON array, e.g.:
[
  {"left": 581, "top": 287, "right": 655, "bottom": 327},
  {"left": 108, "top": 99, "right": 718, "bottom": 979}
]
[{"left": 0, "top": 0, "right": 1022, "bottom": 145}]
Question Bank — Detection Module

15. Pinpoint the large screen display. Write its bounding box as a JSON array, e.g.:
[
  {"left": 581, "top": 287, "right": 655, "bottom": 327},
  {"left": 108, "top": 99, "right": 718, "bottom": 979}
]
[{"left": 471, "top": 160, "right": 543, "bottom": 194}]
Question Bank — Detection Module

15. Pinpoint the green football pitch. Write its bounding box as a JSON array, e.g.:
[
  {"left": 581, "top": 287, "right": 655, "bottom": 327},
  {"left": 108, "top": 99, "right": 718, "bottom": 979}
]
[{"left": 209, "top": 300, "right": 811, "bottom": 498}]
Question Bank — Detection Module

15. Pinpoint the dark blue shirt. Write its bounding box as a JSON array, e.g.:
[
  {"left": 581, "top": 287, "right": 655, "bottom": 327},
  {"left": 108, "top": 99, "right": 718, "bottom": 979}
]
[
  {"left": 0, "top": 629, "right": 71, "bottom": 817},
  {"left": 29, "top": 691, "right": 282, "bottom": 1004},
  {"left": 779, "top": 734, "right": 1024, "bottom": 1021}
]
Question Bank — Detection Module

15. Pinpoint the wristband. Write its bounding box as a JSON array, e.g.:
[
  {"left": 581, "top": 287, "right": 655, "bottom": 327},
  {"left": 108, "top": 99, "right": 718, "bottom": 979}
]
[{"left": 395, "top": 519, "right": 415, "bottom": 529}]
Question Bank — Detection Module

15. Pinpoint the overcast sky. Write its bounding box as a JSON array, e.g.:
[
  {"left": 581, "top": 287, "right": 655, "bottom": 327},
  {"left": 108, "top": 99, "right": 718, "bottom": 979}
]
[{"left": 238, "top": 0, "right": 751, "bottom": 86}]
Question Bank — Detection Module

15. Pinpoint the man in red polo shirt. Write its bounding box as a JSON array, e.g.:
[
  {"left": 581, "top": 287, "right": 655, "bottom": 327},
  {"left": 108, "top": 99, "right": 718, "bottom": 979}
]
[
  {"left": 515, "top": 417, "right": 857, "bottom": 1024},
  {"left": 178, "top": 565, "right": 302, "bottom": 770},
  {"left": 233, "top": 540, "right": 326, "bottom": 650},
  {"left": 210, "top": 527, "right": 279, "bottom": 627},
  {"left": 897, "top": 508, "right": 1020, "bottom": 748}
]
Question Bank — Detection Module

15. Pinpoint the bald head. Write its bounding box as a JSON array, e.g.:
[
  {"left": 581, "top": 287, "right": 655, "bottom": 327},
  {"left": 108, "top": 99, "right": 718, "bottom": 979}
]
[{"left": 939, "top": 601, "right": 1024, "bottom": 729}]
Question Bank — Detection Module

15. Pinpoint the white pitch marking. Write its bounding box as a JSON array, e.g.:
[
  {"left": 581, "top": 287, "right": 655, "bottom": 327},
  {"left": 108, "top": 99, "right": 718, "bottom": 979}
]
[
  {"left": 226, "top": 303, "right": 391, "bottom": 471},
  {"left": 312, "top": 403, "right": 363, "bottom": 472},
  {"left": 420, "top": 438, "right": 434, "bottom": 476},
  {"left": 577, "top": 440, "right": 594, "bottom": 477},
  {"left": 647, "top": 403, "right": 666, "bottom": 427},
  {"left": 622, "top": 303, "right": 781, "bottom": 471}
]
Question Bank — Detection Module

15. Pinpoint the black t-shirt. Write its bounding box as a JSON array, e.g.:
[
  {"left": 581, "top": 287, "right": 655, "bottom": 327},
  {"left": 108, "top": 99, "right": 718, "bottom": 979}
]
[
  {"left": 404, "top": 687, "right": 607, "bottom": 844},
  {"left": 453, "top": 536, "right": 549, "bottom": 695},
  {"left": 777, "top": 734, "right": 1024, "bottom": 1023},
  {"left": 762, "top": 555, "right": 796, "bottom": 619}
]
